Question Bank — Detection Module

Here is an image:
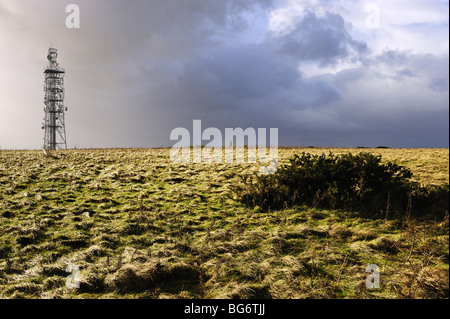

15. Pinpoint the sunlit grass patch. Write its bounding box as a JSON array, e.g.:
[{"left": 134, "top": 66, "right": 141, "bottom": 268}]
[{"left": 0, "top": 148, "right": 448, "bottom": 299}]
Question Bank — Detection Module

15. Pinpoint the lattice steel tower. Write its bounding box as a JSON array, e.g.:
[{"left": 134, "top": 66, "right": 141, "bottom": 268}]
[{"left": 42, "top": 47, "right": 67, "bottom": 150}]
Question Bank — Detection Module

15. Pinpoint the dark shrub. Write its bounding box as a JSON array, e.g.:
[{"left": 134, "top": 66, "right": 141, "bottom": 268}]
[{"left": 234, "top": 152, "right": 448, "bottom": 219}]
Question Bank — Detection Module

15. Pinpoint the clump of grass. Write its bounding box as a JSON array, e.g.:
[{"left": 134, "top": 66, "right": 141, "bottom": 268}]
[
  {"left": 105, "top": 260, "right": 203, "bottom": 295},
  {"left": 368, "top": 237, "right": 399, "bottom": 254},
  {"left": 2, "top": 282, "right": 42, "bottom": 296}
]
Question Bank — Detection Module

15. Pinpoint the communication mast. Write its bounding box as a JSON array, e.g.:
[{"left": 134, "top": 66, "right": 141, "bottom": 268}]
[{"left": 42, "top": 47, "right": 67, "bottom": 150}]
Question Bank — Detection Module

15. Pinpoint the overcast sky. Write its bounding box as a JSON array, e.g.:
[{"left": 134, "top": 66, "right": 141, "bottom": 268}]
[{"left": 0, "top": 0, "right": 448, "bottom": 149}]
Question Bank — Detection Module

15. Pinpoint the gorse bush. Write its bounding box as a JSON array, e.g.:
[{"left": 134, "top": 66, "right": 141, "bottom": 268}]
[{"left": 235, "top": 152, "right": 448, "bottom": 218}]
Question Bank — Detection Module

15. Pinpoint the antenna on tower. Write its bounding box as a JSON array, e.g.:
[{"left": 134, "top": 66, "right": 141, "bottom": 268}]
[{"left": 42, "top": 47, "right": 68, "bottom": 150}]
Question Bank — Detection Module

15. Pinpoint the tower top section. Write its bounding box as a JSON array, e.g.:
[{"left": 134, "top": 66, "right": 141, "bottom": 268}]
[{"left": 46, "top": 47, "right": 64, "bottom": 72}]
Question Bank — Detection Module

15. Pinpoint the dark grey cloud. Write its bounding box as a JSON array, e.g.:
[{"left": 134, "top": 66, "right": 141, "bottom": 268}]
[
  {"left": 397, "top": 69, "right": 416, "bottom": 78},
  {"left": 429, "top": 77, "right": 449, "bottom": 92},
  {"left": 275, "top": 11, "right": 368, "bottom": 66},
  {"left": 372, "top": 50, "right": 449, "bottom": 90},
  {"left": 175, "top": 44, "right": 300, "bottom": 107}
]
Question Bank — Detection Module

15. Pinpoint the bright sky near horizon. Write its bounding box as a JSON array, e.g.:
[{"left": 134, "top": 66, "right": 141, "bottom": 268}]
[{"left": 0, "top": 0, "right": 448, "bottom": 149}]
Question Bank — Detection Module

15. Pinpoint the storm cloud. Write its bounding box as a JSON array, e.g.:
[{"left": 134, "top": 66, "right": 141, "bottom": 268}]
[
  {"left": 0, "top": 0, "right": 448, "bottom": 149},
  {"left": 276, "top": 11, "right": 368, "bottom": 65}
]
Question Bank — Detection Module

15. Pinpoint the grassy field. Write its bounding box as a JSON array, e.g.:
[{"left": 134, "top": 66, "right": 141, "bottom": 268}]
[{"left": 0, "top": 148, "right": 448, "bottom": 299}]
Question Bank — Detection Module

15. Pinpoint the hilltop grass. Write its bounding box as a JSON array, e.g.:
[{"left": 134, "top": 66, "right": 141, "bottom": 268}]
[{"left": 0, "top": 148, "right": 448, "bottom": 299}]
